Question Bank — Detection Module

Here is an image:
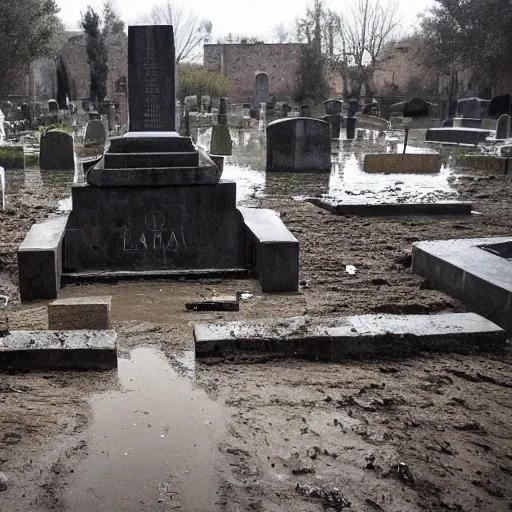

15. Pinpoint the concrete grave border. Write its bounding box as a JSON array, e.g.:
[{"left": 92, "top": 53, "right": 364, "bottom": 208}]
[
  {"left": 412, "top": 236, "right": 512, "bottom": 333},
  {"left": 194, "top": 313, "right": 505, "bottom": 360}
]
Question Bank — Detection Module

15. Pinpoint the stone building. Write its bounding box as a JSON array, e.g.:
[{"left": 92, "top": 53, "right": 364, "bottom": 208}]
[
  {"left": 204, "top": 43, "right": 304, "bottom": 104},
  {"left": 3, "top": 31, "right": 128, "bottom": 113}
]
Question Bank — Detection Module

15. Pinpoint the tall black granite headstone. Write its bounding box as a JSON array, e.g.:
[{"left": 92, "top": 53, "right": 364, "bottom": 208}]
[{"left": 128, "top": 25, "right": 175, "bottom": 132}]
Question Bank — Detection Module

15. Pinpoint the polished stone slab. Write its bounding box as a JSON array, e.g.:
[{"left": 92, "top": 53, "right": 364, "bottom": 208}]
[
  {"left": 194, "top": 313, "right": 505, "bottom": 359},
  {"left": 128, "top": 25, "right": 175, "bottom": 132},
  {"left": 0, "top": 330, "right": 117, "bottom": 370}
]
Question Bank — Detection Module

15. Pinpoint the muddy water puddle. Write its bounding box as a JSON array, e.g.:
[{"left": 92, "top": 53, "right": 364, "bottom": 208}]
[{"left": 62, "top": 347, "right": 224, "bottom": 512}]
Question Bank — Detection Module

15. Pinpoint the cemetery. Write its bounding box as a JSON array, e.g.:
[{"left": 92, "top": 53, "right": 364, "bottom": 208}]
[{"left": 1, "top": 1, "right": 512, "bottom": 511}]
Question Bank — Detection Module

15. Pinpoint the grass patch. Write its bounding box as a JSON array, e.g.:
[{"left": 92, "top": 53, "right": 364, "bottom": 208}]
[{"left": 0, "top": 147, "right": 24, "bottom": 169}]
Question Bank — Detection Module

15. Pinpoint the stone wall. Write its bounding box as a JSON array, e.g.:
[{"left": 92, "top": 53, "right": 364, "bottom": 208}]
[
  {"left": 204, "top": 43, "right": 305, "bottom": 104},
  {"left": 1, "top": 31, "right": 128, "bottom": 107}
]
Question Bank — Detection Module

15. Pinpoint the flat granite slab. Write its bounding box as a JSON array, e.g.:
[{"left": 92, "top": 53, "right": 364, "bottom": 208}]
[
  {"left": 0, "top": 330, "right": 117, "bottom": 371},
  {"left": 194, "top": 313, "right": 505, "bottom": 360},
  {"left": 307, "top": 198, "right": 472, "bottom": 216},
  {"left": 412, "top": 236, "right": 512, "bottom": 332}
]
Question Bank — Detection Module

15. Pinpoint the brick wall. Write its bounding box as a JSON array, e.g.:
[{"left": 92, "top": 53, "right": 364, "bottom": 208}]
[{"left": 204, "top": 43, "right": 305, "bottom": 104}]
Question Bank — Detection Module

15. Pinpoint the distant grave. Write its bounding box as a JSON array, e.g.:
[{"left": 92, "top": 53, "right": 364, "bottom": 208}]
[
  {"left": 266, "top": 118, "right": 331, "bottom": 172},
  {"left": 39, "top": 130, "right": 74, "bottom": 171}
]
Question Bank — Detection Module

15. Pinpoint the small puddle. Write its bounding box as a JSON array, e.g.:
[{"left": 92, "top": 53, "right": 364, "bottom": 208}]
[{"left": 62, "top": 347, "right": 225, "bottom": 512}]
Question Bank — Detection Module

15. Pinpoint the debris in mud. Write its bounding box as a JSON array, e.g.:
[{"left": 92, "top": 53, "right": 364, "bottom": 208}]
[
  {"left": 345, "top": 265, "right": 357, "bottom": 275},
  {"left": 237, "top": 291, "right": 255, "bottom": 301},
  {"left": 295, "top": 482, "right": 351, "bottom": 510},
  {"left": 0, "top": 295, "right": 8, "bottom": 308},
  {"left": 391, "top": 462, "right": 415, "bottom": 487},
  {"left": 185, "top": 300, "right": 239, "bottom": 312},
  {"left": 0, "top": 472, "right": 9, "bottom": 491}
]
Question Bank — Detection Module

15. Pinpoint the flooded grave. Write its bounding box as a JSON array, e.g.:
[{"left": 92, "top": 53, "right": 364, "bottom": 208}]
[{"left": 62, "top": 347, "right": 225, "bottom": 512}]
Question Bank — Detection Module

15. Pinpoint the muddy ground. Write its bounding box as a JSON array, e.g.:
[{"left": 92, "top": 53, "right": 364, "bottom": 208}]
[{"left": 1, "top": 137, "right": 512, "bottom": 511}]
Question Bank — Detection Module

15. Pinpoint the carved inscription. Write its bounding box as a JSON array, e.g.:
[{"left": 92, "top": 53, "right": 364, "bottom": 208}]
[
  {"left": 121, "top": 210, "right": 188, "bottom": 256},
  {"left": 142, "top": 58, "right": 163, "bottom": 130}
]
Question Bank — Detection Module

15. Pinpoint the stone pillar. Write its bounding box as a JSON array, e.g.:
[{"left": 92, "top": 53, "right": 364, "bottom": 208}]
[
  {"left": 218, "top": 97, "right": 228, "bottom": 125},
  {"left": 128, "top": 25, "right": 176, "bottom": 132}
]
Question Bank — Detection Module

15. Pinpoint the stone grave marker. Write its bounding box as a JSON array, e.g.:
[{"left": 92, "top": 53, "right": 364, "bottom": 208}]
[
  {"left": 48, "top": 99, "right": 58, "bottom": 113},
  {"left": 496, "top": 114, "right": 511, "bottom": 140},
  {"left": 39, "top": 130, "right": 74, "bottom": 171},
  {"left": 266, "top": 118, "right": 331, "bottom": 172},
  {"left": 253, "top": 72, "right": 269, "bottom": 108},
  {"left": 84, "top": 120, "right": 107, "bottom": 142},
  {"left": 128, "top": 24, "right": 175, "bottom": 131}
]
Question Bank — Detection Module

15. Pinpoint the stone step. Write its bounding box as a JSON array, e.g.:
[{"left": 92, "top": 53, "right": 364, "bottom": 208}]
[
  {"left": 194, "top": 313, "right": 506, "bottom": 360},
  {"left": 87, "top": 165, "right": 221, "bottom": 187},
  {"left": 104, "top": 152, "right": 199, "bottom": 169},
  {"left": 109, "top": 134, "right": 195, "bottom": 154},
  {"left": 0, "top": 330, "right": 117, "bottom": 371}
]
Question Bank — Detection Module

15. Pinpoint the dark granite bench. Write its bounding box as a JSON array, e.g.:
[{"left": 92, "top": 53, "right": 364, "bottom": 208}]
[
  {"left": 239, "top": 207, "right": 299, "bottom": 292},
  {"left": 17, "top": 215, "right": 69, "bottom": 302}
]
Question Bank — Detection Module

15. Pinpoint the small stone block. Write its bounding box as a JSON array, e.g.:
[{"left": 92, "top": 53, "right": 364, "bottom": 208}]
[
  {"left": 364, "top": 154, "right": 441, "bottom": 173},
  {"left": 18, "top": 215, "right": 69, "bottom": 302},
  {"left": 0, "top": 330, "right": 118, "bottom": 371},
  {"left": 48, "top": 296, "right": 112, "bottom": 330},
  {"left": 239, "top": 207, "right": 299, "bottom": 292}
]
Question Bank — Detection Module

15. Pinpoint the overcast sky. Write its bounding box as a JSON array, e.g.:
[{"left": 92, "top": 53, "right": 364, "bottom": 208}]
[{"left": 56, "top": 0, "right": 435, "bottom": 39}]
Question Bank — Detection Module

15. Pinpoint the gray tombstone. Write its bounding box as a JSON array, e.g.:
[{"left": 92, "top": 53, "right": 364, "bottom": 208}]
[
  {"left": 128, "top": 25, "right": 176, "bottom": 132},
  {"left": 184, "top": 95, "right": 198, "bottom": 112},
  {"left": 496, "top": 114, "right": 511, "bottom": 140},
  {"left": 39, "top": 130, "right": 74, "bottom": 171},
  {"left": 253, "top": 72, "right": 269, "bottom": 108},
  {"left": 48, "top": 99, "right": 58, "bottom": 113},
  {"left": 84, "top": 120, "right": 107, "bottom": 142},
  {"left": 323, "top": 99, "right": 343, "bottom": 115},
  {"left": 266, "top": 118, "right": 331, "bottom": 172}
]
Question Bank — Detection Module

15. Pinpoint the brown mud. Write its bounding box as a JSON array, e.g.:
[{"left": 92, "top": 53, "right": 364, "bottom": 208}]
[{"left": 1, "top": 136, "right": 512, "bottom": 511}]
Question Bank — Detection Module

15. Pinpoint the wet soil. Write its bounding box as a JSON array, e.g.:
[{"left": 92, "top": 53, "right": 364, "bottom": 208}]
[{"left": 1, "top": 130, "right": 512, "bottom": 511}]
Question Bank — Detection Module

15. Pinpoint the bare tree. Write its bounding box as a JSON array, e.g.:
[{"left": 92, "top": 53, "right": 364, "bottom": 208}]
[
  {"left": 338, "top": 0, "right": 400, "bottom": 97},
  {"left": 142, "top": 1, "right": 212, "bottom": 63},
  {"left": 273, "top": 22, "right": 291, "bottom": 43}
]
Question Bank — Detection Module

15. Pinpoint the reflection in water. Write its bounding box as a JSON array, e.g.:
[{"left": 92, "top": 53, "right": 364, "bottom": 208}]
[
  {"left": 62, "top": 347, "right": 224, "bottom": 512},
  {"left": 194, "top": 126, "right": 458, "bottom": 205},
  {"left": 327, "top": 148, "right": 456, "bottom": 204}
]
